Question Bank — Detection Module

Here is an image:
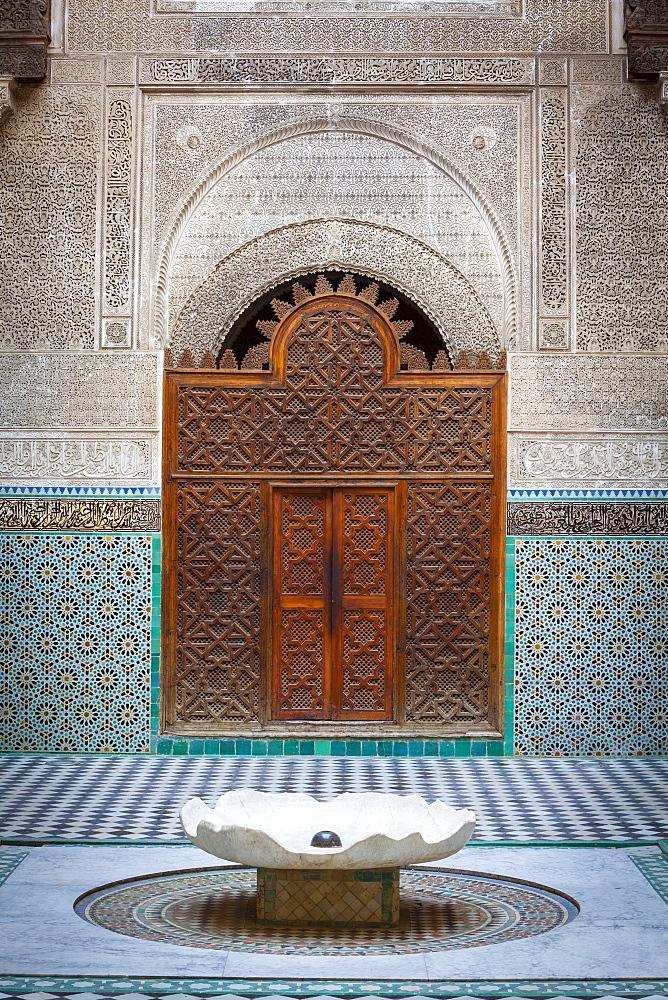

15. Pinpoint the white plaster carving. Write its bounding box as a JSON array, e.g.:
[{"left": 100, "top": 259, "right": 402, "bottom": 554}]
[
  {"left": 509, "top": 434, "right": 668, "bottom": 488},
  {"left": 181, "top": 790, "right": 476, "bottom": 869},
  {"left": 570, "top": 56, "right": 625, "bottom": 83},
  {"left": 0, "top": 76, "right": 16, "bottom": 123},
  {"left": 143, "top": 55, "right": 534, "bottom": 84},
  {"left": 509, "top": 355, "right": 668, "bottom": 431},
  {"left": 537, "top": 58, "right": 567, "bottom": 85},
  {"left": 104, "top": 97, "right": 133, "bottom": 313},
  {"left": 169, "top": 219, "right": 500, "bottom": 362},
  {"left": 574, "top": 86, "right": 668, "bottom": 352},
  {"left": 0, "top": 87, "right": 100, "bottom": 351},
  {"left": 50, "top": 58, "right": 103, "bottom": 83},
  {"left": 156, "top": 115, "right": 517, "bottom": 350},
  {"left": 539, "top": 89, "right": 567, "bottom": 315},
  {"left": 0, "top": 354, "right": 159, "bottom": 428},
  {"left": 0, "top": 436, "right": 155, "bottom": 483},
  {"left": 158, "top": 0, "right": 519, "bottom": 13},
  {"left": 67, "top": 0, "right": 608, "bottom": 55},
  {"left": 106, "top": 56, "right": 137, "bottom": 85},
  {"left": 102, "top": 319, "right": 132, "bottom": 348},
  {"left": 538, "top": 319, "right": 569, "bottom": 350}
]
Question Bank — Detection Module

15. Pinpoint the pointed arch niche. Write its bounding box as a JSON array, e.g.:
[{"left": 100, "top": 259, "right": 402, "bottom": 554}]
[{"left": 162, "top": 273, "right": 507, "bottom": 739}]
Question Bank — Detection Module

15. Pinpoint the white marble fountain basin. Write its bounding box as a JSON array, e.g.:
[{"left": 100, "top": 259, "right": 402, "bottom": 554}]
[{"left": 180, "top": 789, "right": 476, "bottom": 869}]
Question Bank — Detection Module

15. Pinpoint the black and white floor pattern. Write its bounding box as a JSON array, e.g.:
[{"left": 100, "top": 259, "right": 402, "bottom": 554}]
[{"left": 1, "top": 755, "right": 668, "bottom": 843}]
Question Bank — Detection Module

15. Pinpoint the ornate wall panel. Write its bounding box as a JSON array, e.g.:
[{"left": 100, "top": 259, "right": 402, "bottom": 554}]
[
  {"left": 508, "top": 434, "right": 668, "bottom": 489},
  {"left": 166, "top": 128, "right": 506, "bottom": 343},
  {"left": 0, "top": 355, "right": 158, "bottom": 428},
  {"left": 0, "top": 436, "right": 156, "bottom": 484},
  {"left": 66, "top": 0, "right": 608, "bottom": 53},
  {"left": 509, "top": 356, "right": 668, "bottom": 431},
  {"left": 508, "top": 501, "right": 668, "bottom": 536},
  {"left": 144, "top": 97, "right": 528, "bottom": 352},
  {"left": 575, "top": 86, "right": 668, "bottom": 352},
  {"left": 170, "top": 221, "right": 499, "bottom": 364},
  {"left": 173, "top": 481, "right": 262, "bottom": 725},
  {"left": 0, "top": 533, "right": 153, "bottom": 753},
  {"left": 538, "top": 88, "right": 568, "bottom": 347},
  {"left": 103, "top": 94, "right": 134, "bottom": 343},
  {"left": 514, "top": 538, "right": 668, "bottom": 756},
  {"left": 0, "top": 87, "right": 100, "bottom": 350},
  {"left": 405, "top": 481, "right": 492, "bottom": 725}
]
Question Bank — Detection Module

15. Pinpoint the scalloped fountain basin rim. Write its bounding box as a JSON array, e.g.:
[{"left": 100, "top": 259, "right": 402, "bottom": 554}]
[{"left": 180, "top": 790, "right": 476, "bottom": 869}]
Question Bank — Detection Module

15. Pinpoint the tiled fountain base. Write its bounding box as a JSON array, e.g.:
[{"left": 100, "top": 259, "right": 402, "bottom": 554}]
[
  {"left": 74, "top": 867, "right": 574, "bottom": 955},
  {"left": 1, "top": 846, "right": 667, "bottom": 979}
]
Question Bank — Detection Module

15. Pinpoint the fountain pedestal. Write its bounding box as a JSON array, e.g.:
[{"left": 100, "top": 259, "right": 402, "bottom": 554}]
[{"left": 256, "top": 867, "right": 400, "bottom": 926}]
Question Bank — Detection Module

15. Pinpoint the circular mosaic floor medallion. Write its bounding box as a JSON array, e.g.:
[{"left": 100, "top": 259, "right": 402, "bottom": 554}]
[{"left": 75, "top": 867, "right": 577, "bottom": 955}]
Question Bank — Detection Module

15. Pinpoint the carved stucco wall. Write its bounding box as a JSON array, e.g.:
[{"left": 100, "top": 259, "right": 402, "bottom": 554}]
[
  {"left": 144, "top": 97, "right": 527, "bottom": 358},
  {"left": 0, "top": 85, "right": 100, "bottom": 351}
]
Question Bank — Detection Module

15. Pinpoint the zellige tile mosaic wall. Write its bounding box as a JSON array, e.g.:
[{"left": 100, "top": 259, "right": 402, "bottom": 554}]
[
  {"left": 513, "top": 537, "right": 668, "bottom": 757},
  {"left": 0, "top": 533, "right": 156, "bottom": 753}
]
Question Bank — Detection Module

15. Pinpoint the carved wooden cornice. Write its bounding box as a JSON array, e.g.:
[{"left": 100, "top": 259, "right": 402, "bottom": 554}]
[
  {"left": 0, "top": 0, "right": 50, "bottom": 80},
  {"left": 624, "top": 0, "right": 668, "bottom": 79}
]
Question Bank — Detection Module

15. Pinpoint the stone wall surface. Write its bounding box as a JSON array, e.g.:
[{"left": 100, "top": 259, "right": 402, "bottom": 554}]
[{"left": 0, "top": 0, "right": 667, "bottom": 754}]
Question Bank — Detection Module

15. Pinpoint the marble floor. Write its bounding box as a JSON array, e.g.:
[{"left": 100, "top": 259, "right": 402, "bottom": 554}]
[{"left": 0, "top": 756, "right": 667, "bottom": 1000}]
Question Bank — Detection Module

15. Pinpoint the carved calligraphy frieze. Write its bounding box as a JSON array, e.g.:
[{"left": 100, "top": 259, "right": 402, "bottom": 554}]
[
  {"left": 0, "top": 497, "right": 161, "bottom": 531},
  {"left": 144, "top": 55, "right": 534, "bottom": 85},
  {"left": 509, "top": 435, "right": 668, "bottom": 487},
  {"left": 0, "top": 438, "right": 153, "bottom": 481},
  {"left": 104, "top": 98, "right": 133, "bottom": 314},
  {"left": 508, "top": 501, "right": 668, "bottom": 536}
]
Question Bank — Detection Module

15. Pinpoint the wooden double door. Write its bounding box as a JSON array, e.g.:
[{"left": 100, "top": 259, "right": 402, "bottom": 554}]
[{"left": 273, "top": 486, "right": 394, "bottom": 722}]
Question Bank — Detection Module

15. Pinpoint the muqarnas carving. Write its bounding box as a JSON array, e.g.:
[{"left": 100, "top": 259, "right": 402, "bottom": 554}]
[
  {"left": 576, "top": 89, "right": 668, "bottom": 353},
  {"left": 0, "top": 88, "right": 100, "bottom": 350}
]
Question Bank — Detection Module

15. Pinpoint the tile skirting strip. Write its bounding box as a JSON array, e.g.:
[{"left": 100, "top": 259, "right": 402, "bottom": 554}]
[{"left": 0, "top": 977, "right": 667, "bottom": 996}]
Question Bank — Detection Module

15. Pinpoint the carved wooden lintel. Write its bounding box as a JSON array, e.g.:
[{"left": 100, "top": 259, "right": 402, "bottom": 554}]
[
  {"left": 624, "top": 0, "right": 668, "bottom": 79},
  {"left": 0, "top": 0, "right": 50, "bottom": 81}
]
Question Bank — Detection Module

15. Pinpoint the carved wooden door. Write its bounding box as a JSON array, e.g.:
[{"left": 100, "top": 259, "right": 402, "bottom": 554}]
[
  {"left": 273, "top": 487, "right": 394, "bottom": 721},
  {"left": 162, "top": 273, "right": 507, "bottom": 739}
]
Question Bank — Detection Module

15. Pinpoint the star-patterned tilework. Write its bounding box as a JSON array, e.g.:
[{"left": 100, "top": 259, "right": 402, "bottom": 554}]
[
  {"left": 513, "top": 539, "right": 668, "bottom": 756},
  {"left": 1, "top": 756, "right": 668, "bottom": 842},
  {"left": 0, "top": 534, "right": 155, "bottom": 753}
]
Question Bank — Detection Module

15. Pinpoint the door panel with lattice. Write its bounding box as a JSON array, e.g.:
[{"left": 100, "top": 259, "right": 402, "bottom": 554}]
[{"left": 272, "top": 486, "right": 394, "bottom": 721}]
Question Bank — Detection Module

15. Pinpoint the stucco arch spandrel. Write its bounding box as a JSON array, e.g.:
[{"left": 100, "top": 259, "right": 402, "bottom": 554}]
[
  {"left": 155, "top": 116, "right": 517, "bottom": 349},
  {"left": 168, "top": 219, "right": 500, "bottom": 364}
]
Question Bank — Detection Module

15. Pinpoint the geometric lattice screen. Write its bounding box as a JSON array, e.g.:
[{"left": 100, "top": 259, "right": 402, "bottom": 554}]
[{"left": 162, "top": 275, "right": 506, "bottom": 737}]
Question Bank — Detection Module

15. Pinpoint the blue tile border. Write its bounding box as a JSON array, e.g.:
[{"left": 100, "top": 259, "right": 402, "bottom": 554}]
[
  {"left": 0, "top": 487, "right": 161, "bottom": 497},
  {"left": 508, "top": 489, "right": 668, "bottom": 499},
  {"left": 0, "top": 851, "right": 29, "bottom": 887},
  {"left": 0, "top": 977, "right": 666, "bottom": 996},
  {"left": 631, "top": 854, "right": 668, "bottom": 904}
]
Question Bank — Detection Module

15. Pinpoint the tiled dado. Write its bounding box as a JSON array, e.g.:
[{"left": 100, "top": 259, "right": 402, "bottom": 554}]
[
  {"left": 151, "top": 736, "right": 509, "bottom": 756},
  {"left": 512, "top": 537, "right": 668, "bottom": 757},
  {"left": 0, "top": 532, "right": 160, "bottom": 753}
]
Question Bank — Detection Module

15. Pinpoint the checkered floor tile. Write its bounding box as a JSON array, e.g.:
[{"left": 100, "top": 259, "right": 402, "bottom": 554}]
[
  {"left": 0, "top": 990, "right": 667, "bottom": 1000},
  {"left": 1, "top": 755, "right": 668, "bottom": 842}
]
